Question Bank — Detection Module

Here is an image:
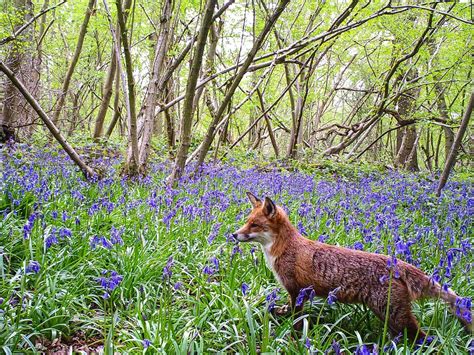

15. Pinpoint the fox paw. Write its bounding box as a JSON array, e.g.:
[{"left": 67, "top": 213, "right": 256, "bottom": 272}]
[{"left": 273, "top": 304, "right": 291, "bottom": 316}]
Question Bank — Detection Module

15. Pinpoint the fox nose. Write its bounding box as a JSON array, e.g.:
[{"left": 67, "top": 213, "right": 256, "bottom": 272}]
[{"left": 231, "top": 233, "right": 237, "bottom": 240}]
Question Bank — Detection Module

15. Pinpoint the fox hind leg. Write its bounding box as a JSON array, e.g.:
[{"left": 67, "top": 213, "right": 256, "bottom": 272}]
[{"left": 369, "top": 284, "right": 426, "bottom": 342}]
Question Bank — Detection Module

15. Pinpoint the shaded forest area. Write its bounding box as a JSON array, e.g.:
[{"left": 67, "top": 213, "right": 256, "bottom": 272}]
[{"left": 0, "top": 0, "right": 472, "bottom": 181}]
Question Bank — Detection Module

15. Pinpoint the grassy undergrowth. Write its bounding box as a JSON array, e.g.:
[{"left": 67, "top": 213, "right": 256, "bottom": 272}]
[{"left": 0, "top": 144, "right": 472, "bottom": 353}]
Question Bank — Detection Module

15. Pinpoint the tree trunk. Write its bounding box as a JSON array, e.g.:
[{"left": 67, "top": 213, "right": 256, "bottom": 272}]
[
  {"left": 194, "top": 0, "right": 290, "bottom": 168},
  {"left": 287, "top": 73, "right": 305, "bottom": 159},
  {"left": 52, "top": 0, "right": 95, "bottom": 126},
  {"left": 256, "top": 88, "right": 279, "bottom": 157},
  {"left": 1, "top": 0, "right": 37, "bottom": 143},
  {"left": 93, "top": 48, "right": 117, "bottom": 139},
  {"left": 433, "top": 82, "right": 454, "bottom": 163},
  {"left": 436, "top": 92, "right": 473, "bottom": 196},
  {"left": 168, "top": 0, "right": 218, "bottom": 185},
  {"left": 394, "top": 71, "right": 420, "bottom": 170},
  {"left": 163, "top": 78, "right": 176, "bottom": 154},
  {"left": 105, "top": 66, "right": 121, "bottom": 138},
  {"left": 114, "top": 0, "right": 139, "bottom": 177},
  {"left": 133, "top": 0, "right": 173, "bottom": 172},
  {"left": 0, "top": 61, "right": 96, "bottom": 179},
  {"left": 395, "top": 125, "right": 419, "bottom": 170}
]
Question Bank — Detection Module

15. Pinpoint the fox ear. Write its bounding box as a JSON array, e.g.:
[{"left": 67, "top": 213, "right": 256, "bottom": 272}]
[
  {"left": 246, "top": 192, "right": 261, "bottom": 208},
  {"left": 263, "top": 197, "right": 276, "bottom": 218}
]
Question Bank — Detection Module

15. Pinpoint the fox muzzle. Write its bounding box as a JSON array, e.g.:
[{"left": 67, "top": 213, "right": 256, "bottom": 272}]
[{"left": 233, "top": 233, "right": 252, "bottom": 242}]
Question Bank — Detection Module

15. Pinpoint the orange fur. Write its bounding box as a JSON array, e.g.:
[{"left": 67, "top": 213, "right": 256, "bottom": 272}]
[{"left": 233, "top": 193, "right": 472, "bottom": 340}]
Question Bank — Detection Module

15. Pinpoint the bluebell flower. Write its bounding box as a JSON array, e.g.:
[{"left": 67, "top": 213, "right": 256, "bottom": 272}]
[
  {"left": 162, "top": 257, "right": 174, "bottom": 280},
  {"left": 265, "top": 288, "right": 280, "bottom": 312},
  {"left": 355, "top": 344, "right": 378, "bottom": 355},
  {"left": 142, "top": 339, "right": 151, "bottom": 348},
  {"left": 207, "top": 223, "right": 222, "bottom": 244},
  {"left": 22, "top": 212, "right": 38, "bottom": 239},
  {"left": 318, "top": 234, "right": 328, "bottom": 243},
  {"left": 297, "top": 221, "right": 307, "bottom": 236},
  {"left": 331, "top": 340, "right": 341, "bottom": 354},
  {"left": 386, "top": 256, "right": 400, "bottom": 279},
  {"left": 304, "top": 337, "right": 311, "bottom": 350},
  {"left": 210, "top": 256, "right": 219, "bottom": 271},
  {"left": 295, "top": 286, "right": 315, "bottom": 307},
  {"left": 96, "top": 270, "right": 123, "bottom": 298},
  {"left": 25, "top": 260, "right": 40, "bottom": 274},
  {"left": 45, "top": 229, "right": 59, "bottom": 249},
  {"left": 455, "top": 297, "right": 472, "bottom": 324},
  {"left": 295, "top": 286, "right": 316, "bottom": 307},
  {"left": 90, "top": 235, "right": 112, "bottom": 250},
  {"left": 59, "top": 227, "right": 72, "bottom": 239},
  {"left": 241, "top": 283, "right": 249, "bottom": 295},
  {"left": 327, "top": 286, "right": 341, "bottom": 305},
  {"left": 110, "top": 226, "right": 124, "bottom": 245},
  {"left": 231, "top": 245, "right": 243, "bottom": 260}
]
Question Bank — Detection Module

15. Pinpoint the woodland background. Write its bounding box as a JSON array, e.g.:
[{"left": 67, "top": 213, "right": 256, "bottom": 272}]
[{"left": 0, "top": 0, "right": 472, "bottom": 180}]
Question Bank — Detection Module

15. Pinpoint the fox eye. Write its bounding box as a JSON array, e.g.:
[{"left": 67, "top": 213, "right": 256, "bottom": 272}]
[{"left": 250, "top": 223, "right": 260, "bottom": 228}]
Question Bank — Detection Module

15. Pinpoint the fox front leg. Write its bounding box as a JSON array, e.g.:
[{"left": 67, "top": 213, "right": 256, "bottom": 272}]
[{"left": 289, "top": 291, "right": 304, "bottom": 331}]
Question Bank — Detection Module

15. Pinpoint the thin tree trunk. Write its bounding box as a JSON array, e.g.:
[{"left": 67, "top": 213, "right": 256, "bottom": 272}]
[
  {"left": 52, "top": 0, "right": 95, "bottom": 126},
  {"left": 0, "top": 61, "right": 96, "bottom": 178},
  {"left": 93, "top": 48, "right": 117, "bottom": 139},
  {"left": 163, "top": 78, "right": 176, "bottom": 154},
  {"left": 433, "top": 82, "right": 454, "bottom": 163},
  {"left": 256, "top": 88, "right": 279, "bottom": 157},
  {"left": 105, "top": 67, "right": 121, "bottom": 138},
  {"left": 428, "top": 38, "right": 455, "bottom": 164},
  {"left": 113, "top": 0, "right": 139, "bottom": 176},
  {"left": 194, "top": 0, "right": 290, "bottom": 168},
  {"left": 134, "top": 0, "right": 173, "bottom": 172},
  {"left": 168, "top": 0, "right": 217, "bottom": 185},
  {"left": 436, "top": 92, "right": 473, "bottom": 196}
]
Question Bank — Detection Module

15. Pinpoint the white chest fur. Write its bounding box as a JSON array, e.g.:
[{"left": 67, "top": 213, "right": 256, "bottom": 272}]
[{"left": 261, "top": 242, "right": 283, "bottom": 285}]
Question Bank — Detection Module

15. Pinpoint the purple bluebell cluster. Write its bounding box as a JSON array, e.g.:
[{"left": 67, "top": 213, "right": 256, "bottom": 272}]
[
  {"left": 327, "top": 286, "right": 341, "bottom": 306},
  {"left": 90, "top": 235, "right": 113, "bottom": 250},
  {"left": 202, "top": 256, "right": 219, "bottom": 282},
  {"left": 455, "top": 297, "right": 472, "bottom": 324},
  {"left": 110, "top": 226, "right": 124, "bottom": 245},
  {"left": 355, "top": 344, "right": 378, "bottom": 355},
  {"left": 295, "top": 286, "right": 316, "bottom": 307},
  {"left": 96, "top": 270, "right": 123, "bottom": 299},
  {"left": 331, "top": 340, "right": 342, "bottom": 354},
  {"left": 162, "top": 257, "right": 174, "bottom": 280},
  {"left": 266, "top": 288, "right": 280, "bottom": 312},
  {"left": 22, "top": 212, "right": 40, "bottom": 239},
  {"left": 142, "top": 339, "right": 151, "bottom": 348},
  {"left": 241, "top": 283, "right": 249, "bottom": 295},
  {"left": 25, "top": 261, "right": 40, "bottom": 274}
]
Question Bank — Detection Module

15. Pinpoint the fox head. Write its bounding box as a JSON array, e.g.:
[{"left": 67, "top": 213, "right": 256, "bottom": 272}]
[{"left": 232, "top": 192, "right": 289, "bottom": 246}]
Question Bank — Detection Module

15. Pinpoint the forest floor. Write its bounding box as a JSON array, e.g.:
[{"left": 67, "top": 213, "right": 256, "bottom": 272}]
[{"left": 0, "top": 144, "right": 472, "bottom": 353}]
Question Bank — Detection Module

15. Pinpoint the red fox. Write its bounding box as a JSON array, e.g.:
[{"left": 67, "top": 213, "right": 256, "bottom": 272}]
[{"left": 233, "top": 192, "right": 472, "bottom": 341}]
